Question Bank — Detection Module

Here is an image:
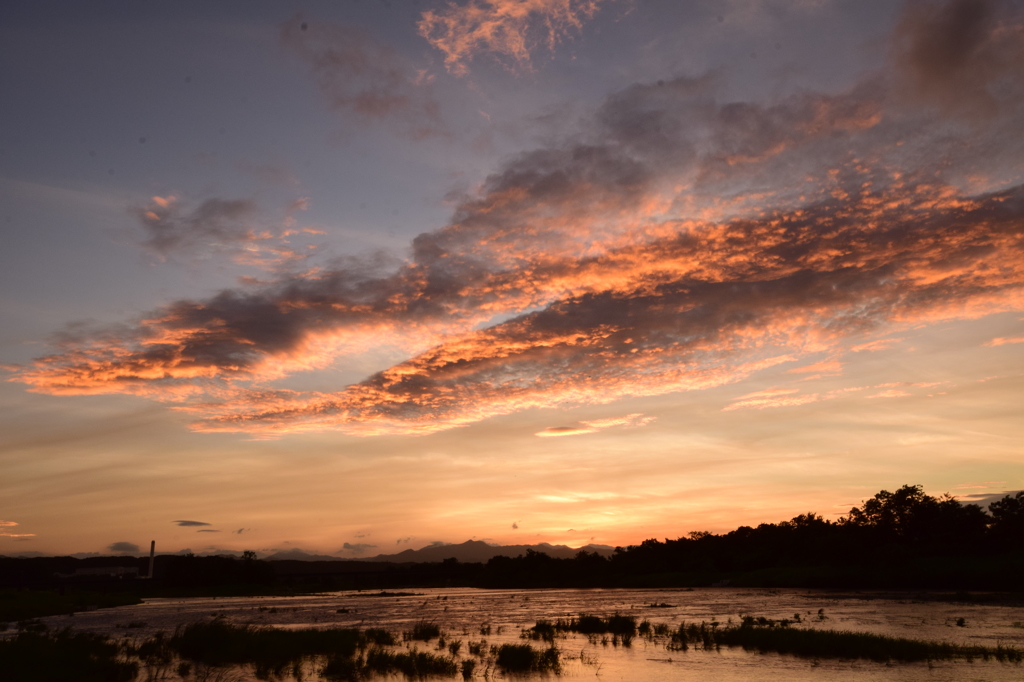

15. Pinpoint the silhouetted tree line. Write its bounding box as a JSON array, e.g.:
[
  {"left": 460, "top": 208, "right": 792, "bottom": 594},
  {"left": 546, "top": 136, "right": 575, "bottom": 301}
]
[
  {"left": 309, "top": 486, "right": 1024, "bottom": 590},
  {"left": 3, "top": 486, "right": 1022, "bottom": 593},
  {"left": 470, "top": 486, "right": 1024, "bottom": 589},
  {"left": 154, "top": 552, "right": 275, "bottom": 589},
  {"left": 0, "top": 553, "right": 274, "bottom": 592}
]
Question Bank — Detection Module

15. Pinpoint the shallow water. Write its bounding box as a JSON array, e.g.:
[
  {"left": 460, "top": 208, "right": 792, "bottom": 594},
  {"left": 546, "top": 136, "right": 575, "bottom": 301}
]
[{"left": 37, "top": 587, "right": 1024, "bottom": 681}]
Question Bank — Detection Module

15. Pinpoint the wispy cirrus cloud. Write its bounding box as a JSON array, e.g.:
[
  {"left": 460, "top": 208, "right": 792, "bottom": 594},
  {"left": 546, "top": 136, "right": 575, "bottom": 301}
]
[
  {"left": 723, "top": 389, "right": 822, "bottom": 412},
  {"left": 8, "top": 0, "right": 1024, "bottom": 438},
  {"left": 851, "top": 338, "right": 904, "bottom": 353},
  {"left": 418, "top": 0, "right": 610, "bottom": 75},
  {"left": 535, "top": 412, "right": 655, "bottom": 437},
  {"left": 788, "top": 360, "right": 843, "bottom": 376},
  {"left": 723, "top": 381, "right": 948, "bottom": 412}
]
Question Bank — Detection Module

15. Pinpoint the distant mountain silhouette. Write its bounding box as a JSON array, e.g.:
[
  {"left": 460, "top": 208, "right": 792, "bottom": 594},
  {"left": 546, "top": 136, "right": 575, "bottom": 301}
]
[
  {"left": 263, "top": 549, "right": 344, "bottom": 562},
  {"left": 355, "top": 540, "right": 614, "bottom": 563},
  {"left": 262, "top": 541, "right": 614, "bottom": 563}
]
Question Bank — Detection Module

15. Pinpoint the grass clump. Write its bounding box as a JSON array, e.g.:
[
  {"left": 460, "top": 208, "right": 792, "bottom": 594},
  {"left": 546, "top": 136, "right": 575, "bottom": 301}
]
[
  {"left": 364, "top": 628, "right": 396, "bottom": 646},
  {"left": 546, "top": 613, "right": 637, "bottom": 635},
  {"left": 405, "top": 620, "right": 441, "bottom": 641},
  {"left": 670, "top": 619, "right": 1024, "bottom": 663},
  {"left": 533, "top": 614, "right": 637, "bottom": 646},
  {"left": 495, "top": 643, "right": 560, "bottom": 673},
  {"left": 322, "top": 647, "right": 457, "bottom": 680},
  {"left": 171, "top": 619, "right": 362, "bottom": 677},
  {"left": 526, "top": 620, "right": 557, "bottom": 642},
  {"left": 0, "top": 627, "right": 139, "bottom": 682},
  {"left": 365, "top": 648, "right": 458, "bottom": 677},
  {"left": 115, "top": 621, "right": 148, "bottom": 629}
]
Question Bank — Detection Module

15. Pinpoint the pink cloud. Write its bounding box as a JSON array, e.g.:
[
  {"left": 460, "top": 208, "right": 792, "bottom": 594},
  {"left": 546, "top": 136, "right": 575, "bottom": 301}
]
[{"left": 418, "top": 0, "right": 609, "bottom": 75}]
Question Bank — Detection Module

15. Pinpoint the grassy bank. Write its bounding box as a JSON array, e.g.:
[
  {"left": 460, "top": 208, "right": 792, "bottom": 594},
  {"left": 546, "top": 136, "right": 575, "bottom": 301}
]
[
  {"left": 0, "top": 619, "right": 475, "bottom": 682},
  {"left": 0, "top": 589, "right": 142, "bottom": 623},
  {"left": 0, "top": 628, "right": 139, "bottom": 682},
  {"left": 670, "top": 618, "right": 1024, "bottom": 663}
]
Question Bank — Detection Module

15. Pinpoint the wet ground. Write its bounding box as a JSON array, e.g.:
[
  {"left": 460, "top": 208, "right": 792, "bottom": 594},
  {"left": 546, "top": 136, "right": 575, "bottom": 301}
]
[{"left": 34, "top": 587, "right": 1024, "bottom": 681}]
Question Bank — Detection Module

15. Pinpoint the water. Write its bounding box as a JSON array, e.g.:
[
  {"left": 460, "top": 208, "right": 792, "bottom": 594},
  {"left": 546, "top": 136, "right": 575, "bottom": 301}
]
[{"left": 36, "top": 587, "right": 1024, "bottom": 680}]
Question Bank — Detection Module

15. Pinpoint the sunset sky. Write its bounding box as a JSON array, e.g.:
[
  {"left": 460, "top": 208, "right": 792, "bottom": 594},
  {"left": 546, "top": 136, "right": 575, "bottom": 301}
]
[{"left": 2, "top": 0, "right": 1023, "bottom": 559}]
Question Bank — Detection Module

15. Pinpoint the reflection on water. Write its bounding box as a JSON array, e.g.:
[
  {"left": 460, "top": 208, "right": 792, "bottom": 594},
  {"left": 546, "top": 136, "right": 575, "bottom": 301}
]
[{"left": 39, "top": 587, "right": 1024, "bottom": 681}]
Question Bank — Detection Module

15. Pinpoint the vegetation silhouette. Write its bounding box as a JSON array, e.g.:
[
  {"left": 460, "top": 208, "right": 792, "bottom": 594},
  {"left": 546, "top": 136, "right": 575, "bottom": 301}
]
[
  {"left": 0, "top": 628, "right": 138, "bottom": 682},
  {"left": 665, "top": 617, "right": 1023, "bottom": 663},
  {"left": 2, "top": 486, "right": 1023, "bottom": 610},
  {"left": 494, "top": 643, "right": 561, "bottom": 673}
]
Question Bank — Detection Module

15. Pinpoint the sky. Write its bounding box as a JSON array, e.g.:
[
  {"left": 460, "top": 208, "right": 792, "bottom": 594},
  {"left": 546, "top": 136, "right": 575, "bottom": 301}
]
[{"left": 2, "top": 0, "right": 1023, "bottom": 559}]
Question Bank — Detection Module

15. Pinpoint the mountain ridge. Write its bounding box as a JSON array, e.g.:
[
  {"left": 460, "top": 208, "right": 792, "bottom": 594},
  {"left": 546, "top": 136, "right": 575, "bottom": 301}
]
[{"left": 263, "top": 540, "right": 615, "bottom": 563}]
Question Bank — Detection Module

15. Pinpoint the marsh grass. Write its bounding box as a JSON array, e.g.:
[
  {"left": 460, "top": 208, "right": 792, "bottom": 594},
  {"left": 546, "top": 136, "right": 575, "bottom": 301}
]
[
  {"left": 0, "top": 628, "right": 139, "bottom": 682},
  {"left": 406, "top": 620, "right": 441, "bottom": 641},
  {"left": 365, "top": 648, "right": 458, "bottom": 677},
  {"left": 320, "top": 647, "right": 457, "bottom": 680},
  {"left": 1, "top": 618, "right": 473, "bottom": 681},
  {"left": 364, "top": 628, "right": 396, "bottom": 646},
  {"left": 671, "top": 619, "right": 1024, "bottom": 663},
  {"left": 526, "top": 620, "right": 556, "bottom": 642},
  {"left": 495, "top": 643, "right": 560, "bottom": 673},
  {"left": 171, "top": 619, "right": 363, "bottom": 677},
  {"left": 535, "top": 613, "right": 637, "bottom": 637},
  {"left": 527, "top": 614, "right": 637, "bottom": 648}
]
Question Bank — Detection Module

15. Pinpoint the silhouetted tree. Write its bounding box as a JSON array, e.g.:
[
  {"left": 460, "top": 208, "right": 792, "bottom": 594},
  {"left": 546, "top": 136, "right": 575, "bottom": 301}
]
[
  {"left": 842, "top": 484, "right": 988, "bottom": 551},
  {"left": 989, "top": 491, "right": 1024, "bottom": 548}
]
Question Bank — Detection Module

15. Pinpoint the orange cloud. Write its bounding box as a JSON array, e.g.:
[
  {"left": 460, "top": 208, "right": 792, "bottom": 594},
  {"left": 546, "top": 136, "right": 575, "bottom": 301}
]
[
  {"left": 9, "top": 14, "right": 1024, "bottom": 437},
  {"left": 788, "top": 360, "right": 843, "bottom": 375},
  {"left": 535, "top": 426, "right": 595, "bottom": 437},
  {"left": 535, "top": 412, "right": 654, "bottom": 436},
  {"left": 723, "top": 390, "right": 822, "bottom": 412},
  {"left": 418, "top": 0, "right": 608, "bottom": 75},
  {"left": 0, "top": 520, "right": 35, "bottom": 538},
  {"left": 867, "top": 389, "right": 913, "bottom": 399},
  {"left": 851, "top": 338, "right": 903, "bottom": 352},
  {"left": 11, "top": 177, "right": 1024, "bottom": 435},
  {"left": 985, "top": 336, "right": 1024, "bottom": 346}
]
